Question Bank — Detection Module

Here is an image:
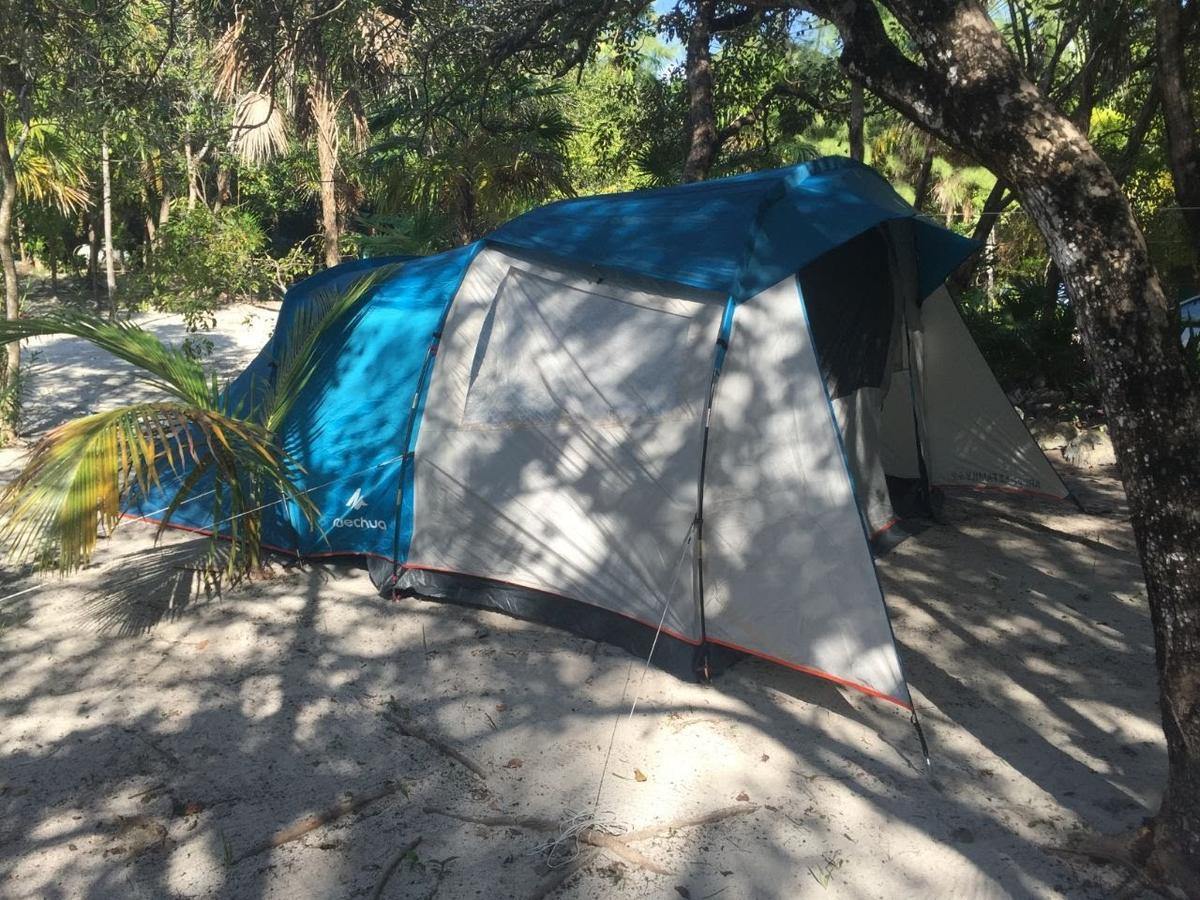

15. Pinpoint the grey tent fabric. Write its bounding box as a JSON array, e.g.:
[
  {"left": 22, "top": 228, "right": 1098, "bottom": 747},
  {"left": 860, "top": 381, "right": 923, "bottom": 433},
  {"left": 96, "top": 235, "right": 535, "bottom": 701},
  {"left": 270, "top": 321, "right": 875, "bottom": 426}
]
[
  {"left": 919, "top": 288, "right": 1070, "bottom": 499},
  {"left": 702, "top": 276, "right": 909, "bottom": 706},
  {"left": 407, "top": 248, "right": 723, "bottom": 643}
]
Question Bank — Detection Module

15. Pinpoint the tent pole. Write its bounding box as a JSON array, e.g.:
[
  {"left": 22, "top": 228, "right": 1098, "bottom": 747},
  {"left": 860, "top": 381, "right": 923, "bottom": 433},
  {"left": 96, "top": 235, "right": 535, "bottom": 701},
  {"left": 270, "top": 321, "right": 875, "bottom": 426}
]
[
  {"left": 692, "top": 299, "right": 736, "bottom": 682},
  {"left": 388, "top": 328, "right": 444, "bottom": 588}
]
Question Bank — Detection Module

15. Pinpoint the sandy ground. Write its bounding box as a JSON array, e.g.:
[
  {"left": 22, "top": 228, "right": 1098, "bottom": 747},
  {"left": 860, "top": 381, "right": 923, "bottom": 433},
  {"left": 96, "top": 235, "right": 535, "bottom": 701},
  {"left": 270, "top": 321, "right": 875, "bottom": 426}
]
[{"left": 0, "top": 302, "right": 1165, "bottom": 899}]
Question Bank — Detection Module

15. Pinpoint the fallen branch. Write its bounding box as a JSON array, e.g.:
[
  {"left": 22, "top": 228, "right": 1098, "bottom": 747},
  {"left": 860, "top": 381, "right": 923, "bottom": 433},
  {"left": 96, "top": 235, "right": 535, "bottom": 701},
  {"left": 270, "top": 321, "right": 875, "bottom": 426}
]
[
  {"left": 618, "top": 804, "right": 759, "bottom": 843},
  {"left": 235, "top": 782, "right": 404, "bottom": 863},
  {"left": 370, "top": 835, "right": 423, "bottom": 900},
  {"left": 576, "top": 829, "right": 671, "bottom": 874},
  {"left": 382, "top": 711, "right": 489, "bottom": 781}
]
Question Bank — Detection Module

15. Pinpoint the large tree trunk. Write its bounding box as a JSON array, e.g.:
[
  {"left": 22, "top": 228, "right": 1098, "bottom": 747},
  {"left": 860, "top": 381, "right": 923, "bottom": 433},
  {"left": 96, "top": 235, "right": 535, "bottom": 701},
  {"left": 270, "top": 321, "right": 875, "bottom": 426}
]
[
  {"left": 683, "top": 0, "right": 719, "bottom": 183},
  {"left": 0, "top": 101, "right": 20, "bottom": 436},
  {"left": 804, "top": 0, "right": 1200, "bottom": 888},
  {"left": 100, "top": 132, "right": 117, "bottom": 317},
  {"left": 310, "top": 78, "right": 342, "bottom": 268},
  {"left": 1155, "top": 0, "right": 1200, "bottom": 277}
]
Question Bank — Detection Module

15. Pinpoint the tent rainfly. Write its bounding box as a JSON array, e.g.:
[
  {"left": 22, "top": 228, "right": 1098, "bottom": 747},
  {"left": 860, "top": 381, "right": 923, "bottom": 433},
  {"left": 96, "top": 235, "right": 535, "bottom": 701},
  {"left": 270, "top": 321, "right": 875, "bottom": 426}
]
[{"left": 132, "top": 157, "right": 1071, "bottom": 714}]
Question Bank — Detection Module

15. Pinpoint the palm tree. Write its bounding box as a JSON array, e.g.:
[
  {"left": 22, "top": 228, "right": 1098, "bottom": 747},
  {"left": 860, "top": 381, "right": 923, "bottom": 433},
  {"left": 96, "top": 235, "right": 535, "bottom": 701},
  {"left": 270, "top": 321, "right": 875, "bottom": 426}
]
[
  {"left": 209, "top": 3, "right": 403, "bottom": 268},
  {"left": 0, "top": 265, "right": 396, "bottom": 577},
  {"left": 2, "top": 118, "right": 92, "bottom": 433},
  {"left": 371, "top": 80, "right": 577, "bottom": 246}
]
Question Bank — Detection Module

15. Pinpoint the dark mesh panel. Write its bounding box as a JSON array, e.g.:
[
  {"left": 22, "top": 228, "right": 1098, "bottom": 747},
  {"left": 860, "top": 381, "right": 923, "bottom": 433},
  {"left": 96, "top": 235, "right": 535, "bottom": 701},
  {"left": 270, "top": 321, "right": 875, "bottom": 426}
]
[{"left": 797, "top": 227, "right": 894, "bottom": 399}]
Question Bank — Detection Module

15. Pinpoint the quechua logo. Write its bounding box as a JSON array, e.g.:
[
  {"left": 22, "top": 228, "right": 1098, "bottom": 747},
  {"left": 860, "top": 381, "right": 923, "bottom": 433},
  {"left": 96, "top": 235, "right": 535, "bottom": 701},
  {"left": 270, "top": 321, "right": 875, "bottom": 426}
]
[{"left": 333, "top": 488, "right": 386, "bottom": 530}]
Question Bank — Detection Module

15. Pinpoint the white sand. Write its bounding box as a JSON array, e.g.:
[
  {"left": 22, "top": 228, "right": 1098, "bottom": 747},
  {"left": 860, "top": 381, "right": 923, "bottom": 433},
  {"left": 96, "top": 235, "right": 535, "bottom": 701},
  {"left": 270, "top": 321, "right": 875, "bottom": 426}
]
[{"left": 0, "top": 305, "right": 1162, "bottom": 898}]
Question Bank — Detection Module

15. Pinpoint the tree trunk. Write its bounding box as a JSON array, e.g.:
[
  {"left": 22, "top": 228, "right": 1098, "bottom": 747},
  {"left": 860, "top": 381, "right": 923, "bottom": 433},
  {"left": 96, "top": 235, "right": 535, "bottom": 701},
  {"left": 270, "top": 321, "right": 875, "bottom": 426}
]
[
  {"left": 1155, "top": 0, "right": 1200, "bottom": 277},
  {"left": 808, "top": 0, "right": 1200, "bottom": 887},
  {"left": 212, "top": 165, "right": 231, "bottom": 214},
  {"left": 683, "top": 0, "right": 719, "bottom": 183},
  {"left": 0, "top": 101, "right": 20, "bottom": 433},
  {"left": 158, "top": 189, "right": 171, "bottom": 230},
  {"left": 310, "top": 78, "right": 342, "bottom": 268},
  {"left": 101, "top": 132, "right": 117, "bottom": 318},
  {"left": 848, "top": 80, "right": 865, "bottom": 161},
  {"left": 1113, "top": 83, "right": 1160, "bottom": 186},
  {"left": 912, "top": 138, "right": 935, "bottom": 210},
  {"left": 87, "top": 215, "right": 100, "bottom": 312},
  {"left": 454, "top": 177, "right": 478, "bottom": 246},
  {"left": 185, "top": 140, "right": 199, "bottom": 211},
  {"left": 950, "top": 179, "right": 1012, "bottom": 291},
  {"left": 1041, "top": 258, "right": 1060, "bottom": 324}
]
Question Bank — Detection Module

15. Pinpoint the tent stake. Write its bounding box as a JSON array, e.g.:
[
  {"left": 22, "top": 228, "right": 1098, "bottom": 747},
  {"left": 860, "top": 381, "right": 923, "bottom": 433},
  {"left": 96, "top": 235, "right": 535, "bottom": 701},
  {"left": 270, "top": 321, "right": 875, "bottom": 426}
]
[{"left": 910, "top": 709, "right": 932, "bottom": 775}]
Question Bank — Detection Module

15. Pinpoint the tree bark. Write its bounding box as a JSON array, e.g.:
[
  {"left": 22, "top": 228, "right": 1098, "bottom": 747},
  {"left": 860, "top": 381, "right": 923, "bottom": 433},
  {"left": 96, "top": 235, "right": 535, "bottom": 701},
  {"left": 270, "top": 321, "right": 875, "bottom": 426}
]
[
  {"left": 212, "top": 165, "right": 231, "bottom": 214},
  {"left": 310, "top": 77, "right": 342, "bottom": 268},
  {"left": 848, "top": 80, "right": 865, "bottom": 161},
  {"left": 454, "top": 176, "right": 477, "bottom": 246},
  {"left": 796, "top": 0, "right": 1200, "bottom": 887},
  {"left": 912, "top": 138, "right": 935, "bottom": 211},
  {"left": 0, "top": 101, "right": 20, "bottom": 431},
  {"left": 185, "top": 140, "right": 199, "bottom": 211},
  {"left": 1155, "top": 0, "right": 1200, "bottom": 277},
  {"left": 1113, "top": 83, "right": 1160, "bottom": 186},
  {"left": 158, "top": 189, "right": 171, "bottom": 230},
  {"left": 950, "top": 179, "right": 1012, "bottom": 291},
  {"left": 101, "top": 131, "right": 117, "bottom": 317},
  {"left": 87, "top": 215, "right": 100, "bottom": 312},
  {"left": 683, "top": 0, "right": 719, "bottom": 183}
]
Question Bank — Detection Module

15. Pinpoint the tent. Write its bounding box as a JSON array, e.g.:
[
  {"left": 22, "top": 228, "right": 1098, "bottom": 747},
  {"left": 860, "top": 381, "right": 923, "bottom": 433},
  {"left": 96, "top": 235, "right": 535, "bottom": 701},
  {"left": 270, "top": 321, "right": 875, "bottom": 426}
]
[
  {"left": 132, "top": 157, "right": 1070, "bottom": 713},
  {"left": 1183, "top": 295, "right": 1200, "bottom": 344}
]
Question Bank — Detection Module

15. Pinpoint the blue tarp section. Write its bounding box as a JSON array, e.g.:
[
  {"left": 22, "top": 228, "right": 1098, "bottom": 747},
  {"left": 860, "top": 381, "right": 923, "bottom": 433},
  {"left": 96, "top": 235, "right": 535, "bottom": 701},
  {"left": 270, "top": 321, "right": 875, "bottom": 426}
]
[
  {"left": 130, "top": 157, "right": 976, "bottom": 560},
  {"left": 489, "top": 156, "right": 976, "bottom": 301}
]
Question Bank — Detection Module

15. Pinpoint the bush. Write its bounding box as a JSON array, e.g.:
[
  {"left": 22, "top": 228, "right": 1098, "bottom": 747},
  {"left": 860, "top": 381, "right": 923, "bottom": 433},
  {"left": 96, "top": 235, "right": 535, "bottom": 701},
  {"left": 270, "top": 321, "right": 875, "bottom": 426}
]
[
  {"left": 959, "top": 278, "right": 1094, "bottom": 401},
  {"left": 139, "top": 206, "right": 314, "bottom": 346}
]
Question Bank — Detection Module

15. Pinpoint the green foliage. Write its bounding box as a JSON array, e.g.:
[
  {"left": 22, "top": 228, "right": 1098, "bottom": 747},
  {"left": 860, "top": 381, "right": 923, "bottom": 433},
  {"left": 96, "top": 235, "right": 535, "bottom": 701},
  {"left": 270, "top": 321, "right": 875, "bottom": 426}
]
[
  {"left": 138, "top": 206, "right": 314, "bottom": 341},
  {"left": 369, "top": 78, "right": 577, "bottom": 245},
  {"left": 0, "top": 266, "right": 397, "bottom": 577},
  {"left": 959, "top": 280, "right": 1093, "bottom": 397}
]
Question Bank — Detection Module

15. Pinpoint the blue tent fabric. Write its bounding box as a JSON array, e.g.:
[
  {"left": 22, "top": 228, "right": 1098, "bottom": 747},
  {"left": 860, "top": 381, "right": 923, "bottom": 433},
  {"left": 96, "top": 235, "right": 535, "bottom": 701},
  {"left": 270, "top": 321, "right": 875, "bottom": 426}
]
[
  {"left": 489, "top": 156, "right": 976, "bottom": 301},
  {"left": 128, "top": 245, "right": 479, "bottom": 555},
  {"left": 129, "top": 157, "right": 976, "bottom": 562},
  {"left": 1183, "top": 295, "right": 1200, "bottom": 343}
]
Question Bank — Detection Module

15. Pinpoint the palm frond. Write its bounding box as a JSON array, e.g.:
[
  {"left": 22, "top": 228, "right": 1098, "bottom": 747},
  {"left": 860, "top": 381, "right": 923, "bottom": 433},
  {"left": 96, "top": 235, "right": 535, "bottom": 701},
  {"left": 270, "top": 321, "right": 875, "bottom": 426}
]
[
  {"left": 0, "top": 314, "right": 213, "bottom": 408},
  {"left": 259, "top": 264, "right": 401, "bottom": 431},
  {"left": 0, "top": 271, "right": 396, "bottom": 579},
  {"left": 0, "top": 403, "right": 309, "bottom": 575},
  {"left": 10, "top": 121, "right": 90, "bottom": 213},
  {"left": 230, "top": 92, "right": 290, "bottom": 165}
]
